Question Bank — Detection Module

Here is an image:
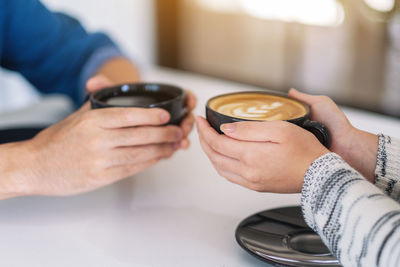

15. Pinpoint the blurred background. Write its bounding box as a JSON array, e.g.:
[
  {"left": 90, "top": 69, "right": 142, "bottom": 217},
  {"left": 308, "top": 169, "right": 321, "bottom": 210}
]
[{"left": 1, "top": 0, "right": 399, "bottom": 118}]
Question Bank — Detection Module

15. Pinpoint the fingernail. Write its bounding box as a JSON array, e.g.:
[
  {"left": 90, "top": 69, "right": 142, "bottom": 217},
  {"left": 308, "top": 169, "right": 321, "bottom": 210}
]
[
  {"left": 221, "top": 123, "right": 235, "bottom": 133},
  {"left": 160, "top": 111, "right": 170, "bottom": 123}
]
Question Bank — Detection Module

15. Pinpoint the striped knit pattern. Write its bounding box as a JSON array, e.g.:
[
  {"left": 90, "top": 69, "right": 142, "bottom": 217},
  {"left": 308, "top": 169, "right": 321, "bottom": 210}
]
[
  {"left": 302, "top": 136, "right": 400, "bottom": 267},
  {"left": 375, "top": 134, "right": 400, "bottom": 201}
]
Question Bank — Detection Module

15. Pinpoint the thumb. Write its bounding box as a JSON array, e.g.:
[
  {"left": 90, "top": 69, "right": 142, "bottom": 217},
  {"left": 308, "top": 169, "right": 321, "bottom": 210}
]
[
  {"left": 86, "top": 75, "right": 113, "bottom": 93},
  {"left": 288, "top": 88, "right": 319, "bottom": 106},
  {"left": 220, "top": 121, "right": 291, "bottom": 143}
]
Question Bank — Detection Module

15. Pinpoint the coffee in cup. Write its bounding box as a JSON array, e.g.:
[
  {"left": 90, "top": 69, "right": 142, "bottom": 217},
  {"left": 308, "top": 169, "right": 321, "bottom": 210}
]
[
  {"left": 208, "top": 93, "right": 307, "bottom": 121},
  {"left": 90, "top": 83, "right": 187, "bottom": 125},
  {"left": 206, "top": 91, "right": 330, "bottom": 148}
]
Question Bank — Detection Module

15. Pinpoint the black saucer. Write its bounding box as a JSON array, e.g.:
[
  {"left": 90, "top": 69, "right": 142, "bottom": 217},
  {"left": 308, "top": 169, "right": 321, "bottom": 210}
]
[
  {"left": 235, "top": 206, "right": 341, "bottom": 267},
  {"left": 0, "top": 127, "right": 45, "bottom": 144}
]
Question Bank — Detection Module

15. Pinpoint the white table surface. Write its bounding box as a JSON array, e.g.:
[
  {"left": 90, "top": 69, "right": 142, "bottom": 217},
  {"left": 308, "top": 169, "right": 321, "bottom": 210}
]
[{"left": 1, "top": 67, "right": 400, "bottom": 267}]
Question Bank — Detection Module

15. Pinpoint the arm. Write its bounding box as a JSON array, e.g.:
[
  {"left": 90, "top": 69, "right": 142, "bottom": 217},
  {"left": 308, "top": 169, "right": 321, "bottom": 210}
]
[
  {"left": 374, "top": 135, "right": 400, "bottom": 200},
  {"left": 289, "top": 90, "right": 400, "bottom": 202},
  {"left": 1, "top": 0, "right": 127, "bottom": 105},
  {"left": 0, "top": 74, "right": 196, "bottom": 200},
  {"left": 196, "top": 91, "right": 400, "bottom": 266},
  {"left": 196, "top": 118, "right": 400, "bottom": 267},
  {"left": 0, "top": 1, "right": 197, "bottom": 200},
  {"left": 302, "top": 153, "right": 400, "bottom": 267}
]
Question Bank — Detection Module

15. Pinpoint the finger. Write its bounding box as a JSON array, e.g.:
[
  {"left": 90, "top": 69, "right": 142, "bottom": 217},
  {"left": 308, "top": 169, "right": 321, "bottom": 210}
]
[
  {"left": 198, "top": 136, "right": 243, "bottom": 175},
  {"left": 91, "top": 107, "right": 170, "bottom": 128},
  {"left": 86, "top": 75, "right": 113, "bottom": 93},
  {"left": 179, "top": 138, "right": 190, "bottom": 150},
  {"left": 195, "top": 116, "right": 243, "bottom": 159},
  {"left": 289, "top": 88, "right": 346, "bottom": 123},
  {"left": 220, "top": 120, "right": 293, "bottom": 142},
  {"left": 180, "top": 113, "right": 195, "bottom": 137},
  {"left": 107, "top": 125, "right": 183, "bottom": 147},
  {"left": 288, "top": 88, "right": 322, "bottom": 106},
  {"left": 185, "top": 90, "right": 197, "bottom": 111},
  {"left": 108, "top": 143, "right": 178, "bottom": 167}
]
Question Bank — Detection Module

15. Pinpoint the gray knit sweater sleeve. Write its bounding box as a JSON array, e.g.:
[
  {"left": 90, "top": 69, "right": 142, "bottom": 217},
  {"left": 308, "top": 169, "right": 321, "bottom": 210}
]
[
  {"left": 301, "top": 135, "right": 400, "bottom": 267},
  {"left": 374, "top": 134, "right": 400, "bottom": 201}
]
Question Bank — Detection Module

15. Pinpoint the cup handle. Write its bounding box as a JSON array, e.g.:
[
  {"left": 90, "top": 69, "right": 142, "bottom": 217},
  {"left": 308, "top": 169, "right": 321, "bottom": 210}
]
[{"left": 301, "top": 120, "right": 331, "bottom": 148}]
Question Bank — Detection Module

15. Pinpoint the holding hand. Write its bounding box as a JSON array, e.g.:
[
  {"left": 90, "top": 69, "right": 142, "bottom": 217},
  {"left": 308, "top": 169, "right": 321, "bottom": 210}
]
[
  {"left": 289, "top": 89, "right": 378, "bottom": 182},
  {"left": 197, "top": 89, "right": 379, "bottom": 194},
  {"left": 196, "top": 117, "right": 328, "bottom": 193},
  {"left": 19, "top": 103, "right": 182, "bottom": 196},
  {"left": 1, "top": 76, "right": 197, "bottom": 198}
]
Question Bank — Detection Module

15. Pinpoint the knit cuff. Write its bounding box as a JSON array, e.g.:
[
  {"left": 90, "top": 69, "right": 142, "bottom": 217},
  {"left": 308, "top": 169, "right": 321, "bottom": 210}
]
[
  {"left": 374, "top": 134, "right": 400, "bottom": 200},
  {"left": 301, "top": 152, "right": 363, "bottom": 231}
]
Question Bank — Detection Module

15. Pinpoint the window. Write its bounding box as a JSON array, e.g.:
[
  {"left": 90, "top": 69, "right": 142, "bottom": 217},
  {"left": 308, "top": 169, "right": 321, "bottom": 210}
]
[
  {"left": 364, "top": 0, "right": 395, "bottom": 12},
  {"left": 196, "top": 0, "right": 344, "bottom": 26}
]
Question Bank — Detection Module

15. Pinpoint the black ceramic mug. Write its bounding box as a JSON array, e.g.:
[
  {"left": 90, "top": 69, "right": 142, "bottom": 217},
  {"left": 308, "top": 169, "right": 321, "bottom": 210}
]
[
  {"left": 206, "top": 91, "right": 331, "bottom": 148},
  {"left": 90, "top": 83, "right": 187, "bottom": 125}
]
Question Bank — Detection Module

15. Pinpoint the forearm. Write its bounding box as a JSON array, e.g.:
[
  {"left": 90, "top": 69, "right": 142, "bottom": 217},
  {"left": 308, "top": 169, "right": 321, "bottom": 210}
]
[
  {"left": 0, "top": 142, "right": 36, "bottom": 199},
  {"left": 95, "top": 57, "right": 140, "bottom": 85},
  {"left": 302, "top": 153, "right": 400, "bottom": 267}
]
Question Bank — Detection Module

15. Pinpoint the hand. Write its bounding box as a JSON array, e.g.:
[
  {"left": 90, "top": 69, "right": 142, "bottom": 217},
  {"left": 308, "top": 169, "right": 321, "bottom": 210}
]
[
  {"left": 86, "top": 75, "right": 196, "bottom": 150},
  {"left": 0, "top": 75, "right": 196, "bottom": 199},
  {"left": 289, "top": 89, "right": 378, "bottom": 182},
  {"left": 9, "top": 102, "right": 184, "bottom": 197},
  {"left": 196, "top": 117, "right": 328, "bottom": 193}
]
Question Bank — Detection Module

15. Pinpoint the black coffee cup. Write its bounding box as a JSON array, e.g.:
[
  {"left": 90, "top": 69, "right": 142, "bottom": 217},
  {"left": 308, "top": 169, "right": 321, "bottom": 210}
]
[
  {"left": 206, "top": 91, "right": 331, "bottom": 148},
  {"left": 90, "top": 83, "right": 187, "bottom": 125}
]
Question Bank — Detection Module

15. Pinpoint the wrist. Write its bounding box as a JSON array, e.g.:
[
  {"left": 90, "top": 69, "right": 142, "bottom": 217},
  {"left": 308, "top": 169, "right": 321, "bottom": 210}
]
[
  {"left": 0, "top": 141, "right": 40, "bottom": 199},
  {"left": 341, "top": 128, "right": 378, "bottom": 182}
]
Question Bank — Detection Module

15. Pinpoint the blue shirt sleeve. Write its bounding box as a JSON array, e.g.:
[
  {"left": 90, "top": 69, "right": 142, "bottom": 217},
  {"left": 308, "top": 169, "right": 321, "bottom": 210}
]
[{"left": 0, "top": 0, "right": 123, "bottom": 105}]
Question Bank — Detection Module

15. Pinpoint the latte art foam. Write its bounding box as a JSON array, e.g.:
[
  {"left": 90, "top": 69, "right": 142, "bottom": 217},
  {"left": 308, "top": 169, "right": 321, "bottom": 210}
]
[{"left": 209, "top": 93, "right": 307, "bottom": 121}]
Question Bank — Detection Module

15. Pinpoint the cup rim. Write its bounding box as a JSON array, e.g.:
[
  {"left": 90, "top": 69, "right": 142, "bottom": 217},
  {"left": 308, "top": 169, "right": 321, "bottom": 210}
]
[
  {"left": 206, "top": 90, "right": 310, "bottom": 122},
  {"left": 90, "top": 82, "right": 186, "bottom": 108}
]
